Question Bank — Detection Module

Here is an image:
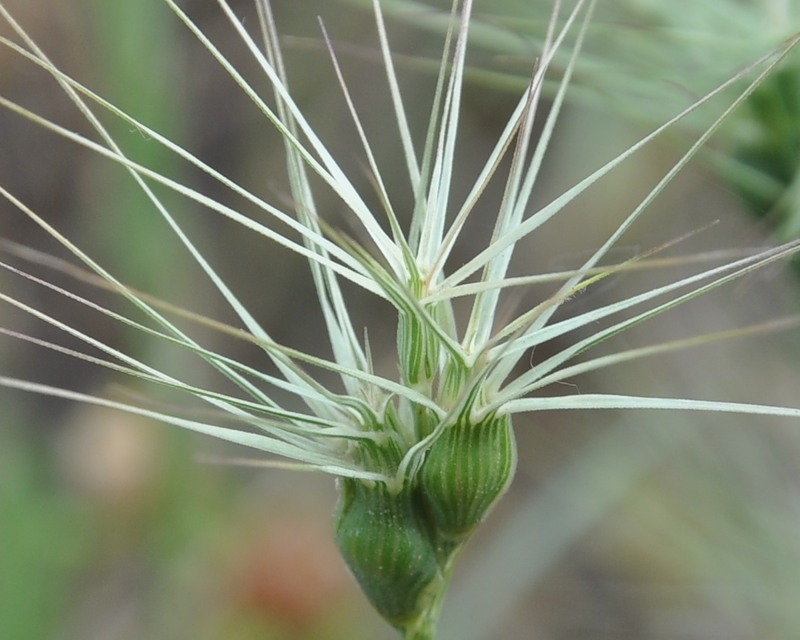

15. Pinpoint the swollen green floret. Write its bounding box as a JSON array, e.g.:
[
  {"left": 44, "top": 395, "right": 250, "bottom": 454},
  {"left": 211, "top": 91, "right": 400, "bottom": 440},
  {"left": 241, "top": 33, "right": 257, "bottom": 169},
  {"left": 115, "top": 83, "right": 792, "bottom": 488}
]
[
  {"left": 334, "top": 478, "right": 443, "bottom": 628},
  {"left": 420, "top": 412, "right": 517, "bottom": 549}
]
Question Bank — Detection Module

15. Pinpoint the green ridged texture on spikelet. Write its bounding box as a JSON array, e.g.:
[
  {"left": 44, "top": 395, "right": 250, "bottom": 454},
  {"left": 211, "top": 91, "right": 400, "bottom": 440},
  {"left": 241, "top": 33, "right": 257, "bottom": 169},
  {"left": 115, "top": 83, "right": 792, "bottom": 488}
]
[
  {"left": 334, "top": 478, "right": 443, "bottom": 627},
  {"left": 420, "top": 413, "right": 517, "bottom": 547},
  {"left": 334, "top": 411, "right": 518, "bottom": 632}
]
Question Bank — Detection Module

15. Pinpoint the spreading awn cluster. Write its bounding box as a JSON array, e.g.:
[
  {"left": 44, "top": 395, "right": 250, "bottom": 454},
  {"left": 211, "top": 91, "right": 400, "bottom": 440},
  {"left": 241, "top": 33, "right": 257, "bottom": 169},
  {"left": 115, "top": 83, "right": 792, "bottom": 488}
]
[{"left": 2, "top": 0, "right": 800, "bottom": 638}]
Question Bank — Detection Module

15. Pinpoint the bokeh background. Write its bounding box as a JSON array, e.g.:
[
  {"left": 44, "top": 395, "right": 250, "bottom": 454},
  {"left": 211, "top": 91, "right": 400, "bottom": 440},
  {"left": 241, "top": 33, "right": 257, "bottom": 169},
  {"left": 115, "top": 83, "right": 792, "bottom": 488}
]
[{"left": 2, "top": 1, "right": 800, "bottom": 639}]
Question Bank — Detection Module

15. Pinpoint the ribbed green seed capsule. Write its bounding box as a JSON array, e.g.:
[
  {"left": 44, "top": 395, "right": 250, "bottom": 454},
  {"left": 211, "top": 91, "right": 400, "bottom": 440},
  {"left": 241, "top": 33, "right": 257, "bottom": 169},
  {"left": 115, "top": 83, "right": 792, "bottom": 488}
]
[
  {"left": 334, "top": 478, "right": 441, "bottom": 627},
  {"left": 420, "top": 413, "right": 517, "bottom": 546},
  {"left": 397, "top": 310, "right": 438, "bottom": 386}
]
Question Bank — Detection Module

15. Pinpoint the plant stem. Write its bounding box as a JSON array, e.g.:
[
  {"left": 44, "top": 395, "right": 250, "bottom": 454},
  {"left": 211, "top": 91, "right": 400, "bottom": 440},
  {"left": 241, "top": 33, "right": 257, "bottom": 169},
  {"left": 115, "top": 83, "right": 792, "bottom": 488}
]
[
  {"left": 399, "top": 544, "right": 463, "bottom": 640},
  {"left": 401, "top": 595, "right": 443, "bottom": 640}
]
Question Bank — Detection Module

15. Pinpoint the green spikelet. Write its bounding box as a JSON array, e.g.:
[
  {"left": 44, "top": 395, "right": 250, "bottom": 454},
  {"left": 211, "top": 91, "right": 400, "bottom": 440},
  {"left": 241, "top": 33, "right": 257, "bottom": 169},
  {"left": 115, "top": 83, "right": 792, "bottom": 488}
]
[
  {"left": 397, "top": 309, "right": 438, "bottom": 386},
  {"left": 334, "top": 478, "right": 442, "bottom": 628},
  {"left": 420, "top": 413, "right": 517, "bottom": 548}
]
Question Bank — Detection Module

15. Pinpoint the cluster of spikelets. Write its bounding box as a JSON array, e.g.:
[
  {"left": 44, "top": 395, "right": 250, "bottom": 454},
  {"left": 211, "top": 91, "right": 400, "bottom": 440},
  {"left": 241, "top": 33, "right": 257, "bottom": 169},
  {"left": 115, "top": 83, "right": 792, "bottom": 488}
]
[{"left": 2, "top": 1, "right": 800, "bottom": 637}]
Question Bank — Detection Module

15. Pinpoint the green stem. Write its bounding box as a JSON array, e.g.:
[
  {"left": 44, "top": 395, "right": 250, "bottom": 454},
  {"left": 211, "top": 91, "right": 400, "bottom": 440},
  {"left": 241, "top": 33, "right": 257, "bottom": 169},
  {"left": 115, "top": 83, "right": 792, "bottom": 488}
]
[
  {"left": 402, "top": 615, "right": 438, "bottom": 640},
  {"left": 400, "top": 544, "right": 463, "bottom": 640},
  {"left": 400, "top": 584, "right": 445, "bottom": 640}
]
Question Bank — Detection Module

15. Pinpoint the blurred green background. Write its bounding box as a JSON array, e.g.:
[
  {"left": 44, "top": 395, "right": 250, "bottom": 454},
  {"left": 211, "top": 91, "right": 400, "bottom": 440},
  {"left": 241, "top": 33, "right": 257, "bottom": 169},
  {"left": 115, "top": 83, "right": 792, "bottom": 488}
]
[{"left": 2, "top": 1, "right": 800, "bottom": 639}]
